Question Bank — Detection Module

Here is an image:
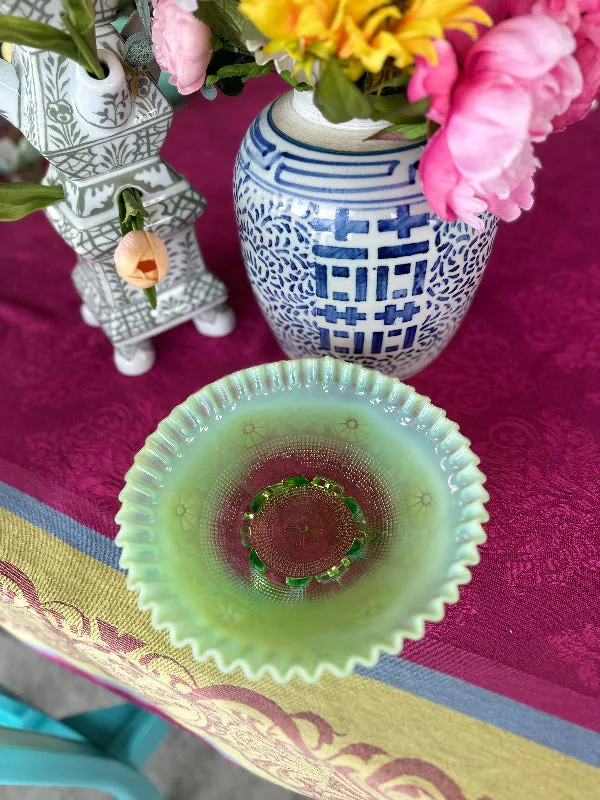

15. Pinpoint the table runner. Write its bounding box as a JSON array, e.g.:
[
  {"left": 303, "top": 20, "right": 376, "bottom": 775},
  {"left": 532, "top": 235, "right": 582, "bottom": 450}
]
[{"left": 0, "top": 76, "right": 599, "bottom": 799}]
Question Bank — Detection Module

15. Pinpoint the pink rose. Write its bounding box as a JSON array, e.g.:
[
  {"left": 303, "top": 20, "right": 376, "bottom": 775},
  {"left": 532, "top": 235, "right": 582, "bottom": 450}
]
[
  {"left": 172, "top": 0, "right": 201, "bottom": 9},
  {"left": 412, "top": 15, "right": 582, "bottom": 227},
  {"left": 443, "top": 75, "right": 533, "bottom": 182},
  {"left": 152, "top": 0, "right": 213, "bottom": 95}
]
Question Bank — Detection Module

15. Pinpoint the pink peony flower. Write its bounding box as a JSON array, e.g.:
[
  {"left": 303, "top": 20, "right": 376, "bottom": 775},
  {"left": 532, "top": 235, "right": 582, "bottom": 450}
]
[
  {"left": 443, "top": 75, "right": 533, "bottom": 183},
  {"left": 475, "top": 140, "right": 540, "bottom": 221},
  {"left": 152, "top": 0, "right": 213, "bottom": 95},
  {"left": 554, "top": 38, "right": 600, "bottom": 126},
  {"left": 419, "top": 129, "right": 488, "bottom": 228},
  {"left": 466, "top": 15, "right": 576, "bottom": 79},
  {"left": 508, "top": 0, "right": 583, "bottom": 31},
  {"left": 408, "top": 40, "right": 459, "bottom": 125},
  {"left": 508, "top": 0, "right": 600, "bottom": 39},
  {"left": 579, "top": 0, "right": 600, "bottom": 45},
  {"left": 466, "top": 16, "right": 582, "bottom": 140},
  {"left": 445, "top": 0, "right": 510, "bottom": 64},
  {"left": 476, "top": 0, "right": 510, "bottom": 18},
  {"left": 559, "top": 0, "right": 600, "bottom": 127},
  {"left": 411, "top": 15, "right": 582, "bottom": 227},
  {"left": 507, "top": 0, "right": 600, "bottom": 128},
  {"left": 419, "top": 74, "right": 538, "bottom": 229}
]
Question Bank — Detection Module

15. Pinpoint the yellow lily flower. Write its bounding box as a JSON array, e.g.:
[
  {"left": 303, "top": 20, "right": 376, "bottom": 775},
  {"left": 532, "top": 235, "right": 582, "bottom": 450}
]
[{"left": 239, "top": 0, "right": 492, "bottom": 77}]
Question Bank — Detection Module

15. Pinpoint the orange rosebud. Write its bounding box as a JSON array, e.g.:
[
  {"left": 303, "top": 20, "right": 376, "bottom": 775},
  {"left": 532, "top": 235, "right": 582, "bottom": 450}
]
[{"left": 114, "top": 231, "right": 170, "bottom": 289}]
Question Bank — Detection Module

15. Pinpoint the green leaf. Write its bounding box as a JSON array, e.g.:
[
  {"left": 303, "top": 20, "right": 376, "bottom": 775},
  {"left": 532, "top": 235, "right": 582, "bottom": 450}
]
[
  {"left": 376, "top": 73, "right": 411, "bottom": 90},
  {"left": 117, "top": 187, "right": 148, "bottom": 236},
  {"left": 206, "top": 45, "right": 248, "bottom": 81},
  {"left": 143, "top": 286, "right": 157, "bottom": 310},
  {"left": 313, "top": 57, "right": 429, "bottom": 126},
  {"left": 239, "top": 17, "right": 265, "bottom": 42},
  {"left": 279, "top": 70, "right": 312, "bottom": 92},
  {"left": 205, "top": 60, "right": 271, "bottom": 87},
  {"left": 367, "top": 122, "right": 427, "bottom": 140},
  {"left": 0, "top": 182, "right": 64, "bottom": 221},
  {"left": 0, "top": 11, "right": 103, "bottom": 77},
  {"left": 62, "top": 0, "right": 95, "bottom": 35},
  {"left": 241, "top": 65, "right": 272, "bottom": 82},
  {"left": 367, "top": 94, "right": 430, "bottom": 125},
  {"left": 194, "top": 0, "right": 247, "bottom": 46},
  {"left": 60, "top": 0, "right": 103, "bottom": 79},
  {"left": 314, "top": 58, "right": 371, "bottom": 124},
  {"left": 134, "top": 0, "right": 152, "bottom": 35},
  {"left": 210, "top": 33, "right": 224, "bottom": 52},
  {"left": 0, "top": 14, "right": 80, "bottom": 63},
  {"left": 215, "top": 61, "right": 272, "bottom": 79},
  {"left": 394, "top": 122, "right": 427, "bottom": 139}
]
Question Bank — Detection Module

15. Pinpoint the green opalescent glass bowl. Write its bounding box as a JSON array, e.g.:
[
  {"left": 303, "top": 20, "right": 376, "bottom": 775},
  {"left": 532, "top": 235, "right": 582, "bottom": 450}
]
[{"left": 116, "top": 358, "right": 488, "bottom": 683}]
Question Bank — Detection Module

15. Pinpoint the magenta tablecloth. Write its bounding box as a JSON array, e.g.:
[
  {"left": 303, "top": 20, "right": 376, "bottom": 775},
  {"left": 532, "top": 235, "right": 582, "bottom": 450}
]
[{"left": 1, "top": 77, "right": 599, "bottom": 797}]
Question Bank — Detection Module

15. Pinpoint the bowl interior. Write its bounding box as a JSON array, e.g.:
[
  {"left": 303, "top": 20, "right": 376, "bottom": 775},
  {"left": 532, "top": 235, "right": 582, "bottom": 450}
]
[{"left": 121, "top": 364, "right": 482, "bottom": 679}]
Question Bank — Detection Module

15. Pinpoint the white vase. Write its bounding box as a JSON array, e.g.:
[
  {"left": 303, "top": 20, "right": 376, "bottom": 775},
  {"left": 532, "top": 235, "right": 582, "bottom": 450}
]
[
  {"left": 0, "top": 0, "right": 235, "bottom": 376},
  {"left": 234, "top": 90, "right": 498, "bottom": 379}
]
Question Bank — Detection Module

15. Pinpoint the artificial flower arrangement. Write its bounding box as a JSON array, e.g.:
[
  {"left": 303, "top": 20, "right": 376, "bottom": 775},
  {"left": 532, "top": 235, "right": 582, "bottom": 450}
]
[
  {"left": 153, "top": 0, "right": 599, "bottom": 230},
  {"left": 1, "top": 0, "right": 598, "bottom": 307}
]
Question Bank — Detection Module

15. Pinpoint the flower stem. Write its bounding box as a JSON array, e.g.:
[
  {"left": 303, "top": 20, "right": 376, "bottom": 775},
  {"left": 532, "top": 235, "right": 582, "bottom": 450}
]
[
  {"left": 60, "top": 11, "right": 104, "bottom": 79},
  {"left": 143, "top": 287, "right": 157, "bottom": 309}
]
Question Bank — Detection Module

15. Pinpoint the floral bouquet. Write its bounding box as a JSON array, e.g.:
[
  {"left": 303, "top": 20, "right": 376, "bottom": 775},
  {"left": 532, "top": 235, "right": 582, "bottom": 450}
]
[{"left": 152, "top": 0, "right": 599, "bottom": 229}]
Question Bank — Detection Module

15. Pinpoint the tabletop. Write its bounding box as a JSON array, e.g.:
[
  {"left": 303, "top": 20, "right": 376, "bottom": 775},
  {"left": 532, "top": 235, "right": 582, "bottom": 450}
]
[{"left": 1, "top": 75, "right": 599, "bottom": 800}]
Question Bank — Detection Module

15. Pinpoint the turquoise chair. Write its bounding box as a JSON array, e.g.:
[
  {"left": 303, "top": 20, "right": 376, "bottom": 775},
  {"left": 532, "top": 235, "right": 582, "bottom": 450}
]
[{"left": 0, "top": 690, "right": 169, "bottom": 799}]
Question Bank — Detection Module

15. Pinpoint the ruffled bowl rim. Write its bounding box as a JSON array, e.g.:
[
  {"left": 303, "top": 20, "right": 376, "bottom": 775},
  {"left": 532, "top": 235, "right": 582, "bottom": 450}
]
[{"left": 116, "top": 357, "right": 488, "bottom": 683}]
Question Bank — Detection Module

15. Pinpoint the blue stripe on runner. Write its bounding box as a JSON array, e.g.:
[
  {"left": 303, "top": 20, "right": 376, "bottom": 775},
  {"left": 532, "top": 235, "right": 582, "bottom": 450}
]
[
  {"left": 355, "top": 655, "right": 600, "bottom": 768},
  {"left": 0, "top": 482, "right": 123, "bottom": 572}
]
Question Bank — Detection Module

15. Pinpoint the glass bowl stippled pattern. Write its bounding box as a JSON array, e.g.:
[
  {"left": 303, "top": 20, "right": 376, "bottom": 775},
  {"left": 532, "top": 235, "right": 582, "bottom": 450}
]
[{"left": 116, "top": 358, "right": 488, "bottom": 683}]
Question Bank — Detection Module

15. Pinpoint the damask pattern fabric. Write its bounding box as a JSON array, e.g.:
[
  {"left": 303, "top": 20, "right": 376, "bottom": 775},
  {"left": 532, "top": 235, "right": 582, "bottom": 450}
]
[{"left": 0, "top": 77, "right": 599, "bottom": 798}]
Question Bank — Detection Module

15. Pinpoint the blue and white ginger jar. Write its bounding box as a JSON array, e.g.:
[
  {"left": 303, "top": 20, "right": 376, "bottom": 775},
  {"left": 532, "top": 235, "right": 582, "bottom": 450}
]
[{"left": 234, "top": 90, "right": 498, "bottom": 379}]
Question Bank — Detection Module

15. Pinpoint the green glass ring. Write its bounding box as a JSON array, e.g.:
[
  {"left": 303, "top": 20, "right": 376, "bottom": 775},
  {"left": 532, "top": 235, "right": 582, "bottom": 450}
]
[{"left": 241, "top": 476, "right": 367, "bottom": 586}]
